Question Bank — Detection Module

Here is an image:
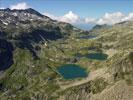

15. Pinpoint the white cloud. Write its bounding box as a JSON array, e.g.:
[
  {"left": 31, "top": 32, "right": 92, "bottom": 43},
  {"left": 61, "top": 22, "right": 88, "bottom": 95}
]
[
  {"left": 44, "top": 11, "right": 80, "bottom": 24},
  {"left": 44, "top": 11, "right": 133, "bottom": 25},
  {"left": 43, "top": 12, "right": 59, "bottom": 20},
  {"left": 10, "top": 2, "right": 30, "bottom": 10},
  {"left": 85, "top": 12, "right": 133, "bottom": 25},
  {"left": 60, "top": 11, "right": 80, "bottom": 23},
  {"left": 122, "top": 13, "right": 133, "bottom": 21},
  {"left": 0, "top": 7, "right": 5, "bottom": 9},
  {"left": 97, "top": 12, "right": 125, "bottom": 25},
  {"left": 85, "top": 17, "right": 96, "bottom": 24}
]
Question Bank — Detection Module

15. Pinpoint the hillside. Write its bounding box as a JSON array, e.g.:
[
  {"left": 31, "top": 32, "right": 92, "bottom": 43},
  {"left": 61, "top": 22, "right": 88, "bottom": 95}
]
[
  {"left": 0, "top": 8, "right": 133, "bottom": 100},
  {"left": 61, "top": 21, "right": 133, "bottom": 100}
]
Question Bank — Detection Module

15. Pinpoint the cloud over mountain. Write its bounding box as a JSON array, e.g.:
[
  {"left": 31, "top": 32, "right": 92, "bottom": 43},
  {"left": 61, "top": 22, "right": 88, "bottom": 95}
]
[
  {"left": 10, "top": 2, "right": 30, "bottom": 10},
  {"left": 44, "top": 11, "right": 80, "bottom": 24},
  {"left": 0, "top": 7, "right": 5, "bottom": 9},
  {"left": 85, "top": 17, "right": 96, "bottom": 24},
  {"left": 2, "top": 1, "right": 133, "bottom": 25},
  {"left": 122, "top": 13, "right": 133, "bottom": 22},
  {"left": 60, "top": 11, "right": 80, "bottom": 23},
  {"left": 97, "top": 12, "right": 124, "bottom": 25},
  {"left": 44, "top": 11, "right": 133, "bottom": 25},
  {"left": 86, "top": 12, "right": 133, "bottom": 25},
  {"left": 1, "top": 1, "right": 133, "bottom": 25}
]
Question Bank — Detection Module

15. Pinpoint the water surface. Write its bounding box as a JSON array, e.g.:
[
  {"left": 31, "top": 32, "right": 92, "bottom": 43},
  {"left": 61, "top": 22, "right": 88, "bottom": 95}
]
[
  {"left": 86, "top": 53, "right": 108, "bottom": 60},
  {"left": 57, "top": 64, "right": 87, "bottom": 79},
  {"left": 79, "top": 35, "right": 96, "bottom": 39}
]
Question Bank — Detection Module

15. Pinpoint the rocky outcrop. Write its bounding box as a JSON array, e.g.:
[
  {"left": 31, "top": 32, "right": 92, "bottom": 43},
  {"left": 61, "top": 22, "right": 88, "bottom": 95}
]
[
  {"left": 61, "top": 78, "right": 108, "bottom": 100},
  {"left": 90, "top": 80, "right": 133, "bottom": 100}
]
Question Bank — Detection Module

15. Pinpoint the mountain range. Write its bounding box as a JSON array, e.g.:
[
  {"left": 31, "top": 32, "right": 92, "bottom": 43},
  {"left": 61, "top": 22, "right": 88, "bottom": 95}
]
[{"left": 0, "top": 8, "right": 133, "bottom": 100}]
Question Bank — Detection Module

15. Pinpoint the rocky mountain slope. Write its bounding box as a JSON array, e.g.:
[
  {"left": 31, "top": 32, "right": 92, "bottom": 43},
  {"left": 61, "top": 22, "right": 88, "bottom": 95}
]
[
  {"left": 0, "top": 8, "right": 133, "bottom": 100},
  {"left": 0, "top": 8, "right": 85, "bottom": 58},
  {"left": 0, "top": 8, "right": 88, "bottom": 99},
  {"left": 60, "top": 21, "right": 133, "bottom": 100}
]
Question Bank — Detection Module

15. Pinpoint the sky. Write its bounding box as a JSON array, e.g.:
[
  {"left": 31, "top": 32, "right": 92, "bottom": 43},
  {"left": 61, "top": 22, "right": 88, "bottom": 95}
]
[{"left": 0, "top": 0, "right": 133, "bottom": 29}]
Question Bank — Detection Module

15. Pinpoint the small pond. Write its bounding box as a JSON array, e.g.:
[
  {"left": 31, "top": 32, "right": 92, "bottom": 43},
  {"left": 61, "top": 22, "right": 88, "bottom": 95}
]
[
  {"left": 79, "top": 35, "right": 96, "bottom": 39},
  {"left": 86, "top": 53, "right": 108, "bottom": 60},
  {"left": 57, "top": 64, "right": 87, "bottom": 79}
]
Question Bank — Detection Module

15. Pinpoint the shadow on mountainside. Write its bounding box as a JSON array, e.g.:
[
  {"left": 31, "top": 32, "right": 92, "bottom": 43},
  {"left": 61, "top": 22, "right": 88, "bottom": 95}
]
[
  {"left": 16, "top": 29, "right": 63, "bottom": 58},
  {"left": 0, "top": 29, "right": 63, "bottom": 59},
  {"left": 0, "top": 39, "right": 13, "bottom": 71}
]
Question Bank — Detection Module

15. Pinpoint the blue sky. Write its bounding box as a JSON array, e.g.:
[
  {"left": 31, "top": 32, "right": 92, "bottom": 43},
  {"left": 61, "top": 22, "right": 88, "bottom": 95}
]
[
  {"left": 39, "top": 0, "right": 132, "bottom": 18},
  {"left": 0, "top": 0, "right": 133, "bottom": 29},
  {"left": 1, "top": 0, "right": 133, "bottom": 18}
]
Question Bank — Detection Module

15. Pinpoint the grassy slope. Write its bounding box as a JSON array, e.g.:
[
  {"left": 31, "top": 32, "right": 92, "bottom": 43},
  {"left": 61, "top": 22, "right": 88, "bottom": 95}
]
[
  {"left": 0, "top": 21, "right": 133, "bottom": 100},
  {"left": 60, "top": 21, "right": 133, "bottom": 100}
]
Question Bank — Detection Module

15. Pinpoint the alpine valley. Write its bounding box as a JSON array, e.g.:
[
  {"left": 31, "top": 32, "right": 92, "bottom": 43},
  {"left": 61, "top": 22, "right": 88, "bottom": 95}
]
[{"left": 0, "top": 8, "right": 133, "bottom": 100}]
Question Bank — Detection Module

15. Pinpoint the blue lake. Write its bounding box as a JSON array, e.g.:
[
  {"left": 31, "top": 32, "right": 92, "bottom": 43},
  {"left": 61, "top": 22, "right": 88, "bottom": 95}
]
[
  {"left": 79, "top": 35, "right": 96, "bottom": 39},
  {"left": 57, "top": 64, "right": 87, "bottom": 79},
  {"left": 75, "top": 52, "right": 108, "bottom": 61},
  {"left": 86, "top": 53, "right": 108, "bottom": 60}
]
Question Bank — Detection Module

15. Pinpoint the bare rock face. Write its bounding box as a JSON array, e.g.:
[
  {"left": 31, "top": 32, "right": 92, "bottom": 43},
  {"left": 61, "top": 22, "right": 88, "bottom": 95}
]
[
  {"left": 61, "top": 78, "right": 108, "bottom": 100},
  {"left": 90, "top": 80, "right": 133, "bottom": 100},
  {"left": 60, "top": 78, "right": 133, "bottom": 100}
]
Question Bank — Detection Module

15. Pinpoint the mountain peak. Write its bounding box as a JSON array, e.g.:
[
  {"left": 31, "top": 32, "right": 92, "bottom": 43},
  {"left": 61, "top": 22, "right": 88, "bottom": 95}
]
[
  {"left": 0, "top": 8, "right": 44, "bottom": 17},
  {"left": 20, "top": 8, "right": 44, "bottom": 17},
  {"left": 0, "top": 8, "right": 11, "bottom": 11}
]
